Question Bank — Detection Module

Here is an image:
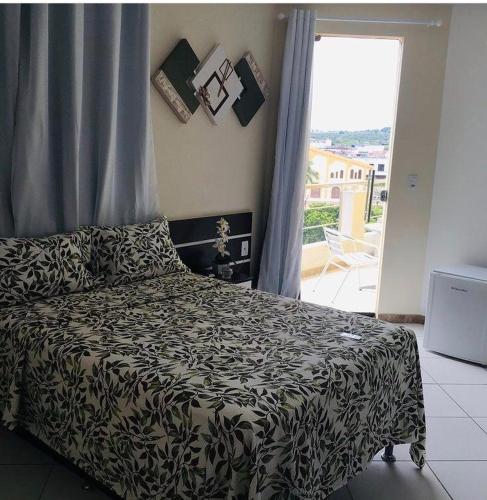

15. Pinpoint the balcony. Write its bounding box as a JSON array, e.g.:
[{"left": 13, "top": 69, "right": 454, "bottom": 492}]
[
  {"left": 301, "top": 258, "right": 379, "bottom": 312},
  {"left": 301, "top": 182, "right": 384, "bottom": 313}
]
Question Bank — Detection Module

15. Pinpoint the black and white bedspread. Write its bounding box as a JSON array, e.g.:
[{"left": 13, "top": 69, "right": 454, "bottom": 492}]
[{"left": 0, "top": 272, "right": 425, "bottom": 499}]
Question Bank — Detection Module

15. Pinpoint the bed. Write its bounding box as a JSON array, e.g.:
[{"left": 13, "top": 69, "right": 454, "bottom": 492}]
[{"left": 0, "top": 220, "right": 425, "bottom": 499}]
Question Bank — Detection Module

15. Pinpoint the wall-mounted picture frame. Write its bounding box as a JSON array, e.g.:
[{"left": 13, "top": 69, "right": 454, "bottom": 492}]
[
  {"left": 190, "top": 45, "right": 243, "bottom": 126},
  {"left": 152, "top": 39, "right": 200, "bottom": 124},
  {"left": 233, "top": 52, "right": 269, "bottom": 127}
]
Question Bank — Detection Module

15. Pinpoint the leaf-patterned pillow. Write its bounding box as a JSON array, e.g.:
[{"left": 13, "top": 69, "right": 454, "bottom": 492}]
[
  {"left": 91, "top": 218, "right": 188, "bottom": 285},
  {"left": 0, "top": 231, "right": 97, "bottom": 307}
]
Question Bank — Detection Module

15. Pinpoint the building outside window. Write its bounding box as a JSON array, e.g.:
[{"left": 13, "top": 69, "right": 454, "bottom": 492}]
[{"left": 310, "top": 187, "right": 321, "bottom": 198}]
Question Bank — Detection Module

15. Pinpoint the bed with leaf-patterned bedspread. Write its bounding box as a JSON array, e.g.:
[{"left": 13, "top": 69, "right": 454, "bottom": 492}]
[{"left": 0, "top": 271, "right": 425, "bottom": 499}]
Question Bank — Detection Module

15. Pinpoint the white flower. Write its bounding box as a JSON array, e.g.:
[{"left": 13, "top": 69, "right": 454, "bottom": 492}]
[
  {"left": 214, "top": 218, "right": 231, "bottom": 257},
  {"left": 217, "top": 218, "right": 230, "bottom": 235}
]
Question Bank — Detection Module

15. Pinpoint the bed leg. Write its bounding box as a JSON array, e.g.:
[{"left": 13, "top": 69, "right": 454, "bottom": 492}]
[{"left": 381, "top": 444, "right": 396, "bottom": 463}]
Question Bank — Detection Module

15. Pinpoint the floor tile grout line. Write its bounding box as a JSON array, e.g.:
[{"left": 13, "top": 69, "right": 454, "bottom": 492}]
[
  {"left": 425, "top": 462, "right": 454, "bottom": 500},
  {"left": 435, "top": 385, "right": 487, "bottom": 436},
  {"left": 0, "top": 462, "right": 55, "bottom": 465},
  {"left": 427, "top": 382, "right": 487, "bottom": 385},
  {"left": 374, "top": 459, "right": 487, "bottom": 462},
  {"left": 472, "top": 418, "right": 487, "bottom": 437},
  {"left": 420, "top": 366, "right": 439, "bottom": 384},
  {"left": 422, "top": 384, "right": 466, "bottom": 418},
  {"left": 426, "top": 415, "right": 485, "bottom": 419},
  {"left": 439, "top": 382, "right": 487, "bottom": 385},
  {"left": 345, "top": 484, "right": 354, "bottom": 500},
  {"left": 37, "top": 464, "right": 53, "bottom": 500},
  {"left": 436, "top": 384, "right": 473, "bottom": 416},
  {"left": 431, "top": 459, "right": 487, "bottom": 462},
  {"left": 420, "top": 364, "right": 487, "bottom": 385},
  {"left": 434, "top": 384, "right": 470, "bottom": 417},
  {"left": 427, "top": 459, "right": 487, "bottom": 462},
  {"left": 422, "top": 358, "right": 487, "bottom": 373},
  {"left": 470, "top": 417, "right": 487, "bottom": 436}
]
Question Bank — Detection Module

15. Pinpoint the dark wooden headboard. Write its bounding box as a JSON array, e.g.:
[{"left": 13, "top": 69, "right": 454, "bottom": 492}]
[{"left": 168, "top": 212, "right": 252, "bottom": 276}]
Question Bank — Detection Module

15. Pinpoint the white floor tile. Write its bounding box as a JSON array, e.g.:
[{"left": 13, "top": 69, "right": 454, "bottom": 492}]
[
  {"left": 423, "top": 385, "right": 467, "bottom": 417},
  {"left": 429, "top": 461, "right": 487, "bottom": 500},
  {"left": 425, "top": 417, "right": 487, "bottom": 460},
  {"left": 399, "top": 323, "right": 424, "bottom": 337},
  {"left": 421, "top": 357, "right": 487, "bottom": 384},
  {"left": 348, "top": 462, "right": 450, "bottom": 500},
  {"left": 0, "top": 464, "right": 52, "bottom": 500},
  {"left": 326, "top": 485, "right": 353, "bottom": 499},
  {"left": 421, "top": 368, "right": 437, "bottom": 384},
  {"left": 0, "top": 427, "right": 55, "bottom": 465},
  {"left": 418, "top": 342, "right": 444, "bottom": 360},
  {"left": 442, "top": 385, "right": 487, "bottom": 417},
  {"left": 474, "top": 418, "right": 487, "bottom": 434},
  {"left": 419, "top": 349, "right": 443, "bottom": 360},
  {"left": 40, "top": 466, "right": 112, "bottom": 500}
]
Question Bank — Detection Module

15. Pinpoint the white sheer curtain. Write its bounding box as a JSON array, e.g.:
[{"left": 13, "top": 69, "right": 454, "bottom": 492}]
[{"left": 258, "top": 9, "right": 316, "bottom": 298}]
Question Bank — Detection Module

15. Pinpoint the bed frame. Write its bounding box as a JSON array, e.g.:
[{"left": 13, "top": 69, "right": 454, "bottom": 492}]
[{"left": 382, "top": 444, "right": 396, "bottom": 463}]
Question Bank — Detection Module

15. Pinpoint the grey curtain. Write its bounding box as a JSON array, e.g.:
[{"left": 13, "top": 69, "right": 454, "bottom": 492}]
[
  {"left": 257, "top": 9, "right": 316, "bottom": 298},
  {"left": 0, "top": 4, "right": 159, "bottom": 238}
]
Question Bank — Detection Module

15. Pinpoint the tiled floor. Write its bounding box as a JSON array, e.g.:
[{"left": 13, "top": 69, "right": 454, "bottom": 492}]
[
  {"left": 0, "top": 429, "right": 112, "bottom": 499},
  {"left": 2, "top": 324, "right": 487, "bottom": 499},
  {"left": 345, "top": 324, "right": 487, "bottom": 500},
  {"left": 301, "top": 264, "right": 379, "bottom": 313}
]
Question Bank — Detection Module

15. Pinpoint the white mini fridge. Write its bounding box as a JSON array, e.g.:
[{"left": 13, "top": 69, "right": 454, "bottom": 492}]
[{"left": 424, "top": 265, "right": 487, "bottom": 365}]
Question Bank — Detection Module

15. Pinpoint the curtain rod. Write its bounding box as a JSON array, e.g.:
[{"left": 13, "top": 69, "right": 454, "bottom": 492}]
[{"left": 276, "top": 13, "right": 442, "bottom": 28}]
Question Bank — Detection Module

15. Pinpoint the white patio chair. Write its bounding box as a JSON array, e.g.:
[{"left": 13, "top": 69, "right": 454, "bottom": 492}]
[{"left": 313, "top": 228, "right": 378, "bottom": 303}]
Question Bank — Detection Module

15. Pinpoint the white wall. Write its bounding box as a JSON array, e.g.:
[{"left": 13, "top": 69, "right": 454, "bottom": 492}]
[{"left": 424, "top": 5, "right": 487, "bottom": 310}]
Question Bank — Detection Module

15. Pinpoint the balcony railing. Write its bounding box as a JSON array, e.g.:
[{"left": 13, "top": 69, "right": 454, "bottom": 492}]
[{"left": 303, "top": 222, "right": 338, "bottom": 245}]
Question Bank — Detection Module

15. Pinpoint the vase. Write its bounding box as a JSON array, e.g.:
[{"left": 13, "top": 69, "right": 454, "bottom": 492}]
[{"left": 213, "top": 253, "right": 232, "bottom": 279}]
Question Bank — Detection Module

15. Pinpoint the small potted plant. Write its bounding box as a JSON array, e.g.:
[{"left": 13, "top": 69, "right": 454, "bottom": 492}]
[{"left": 213, "top": 217, "right": 233, "bottom": 279}]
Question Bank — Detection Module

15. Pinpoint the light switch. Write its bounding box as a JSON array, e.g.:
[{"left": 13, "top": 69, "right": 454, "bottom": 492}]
[{"left": 241, "top": 240, "right": 249, "bottom": 257}]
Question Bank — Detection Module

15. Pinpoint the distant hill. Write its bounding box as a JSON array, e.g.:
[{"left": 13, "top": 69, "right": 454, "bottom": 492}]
[{"left": 310, "top": 127, "right": 391, "bottom": 147}]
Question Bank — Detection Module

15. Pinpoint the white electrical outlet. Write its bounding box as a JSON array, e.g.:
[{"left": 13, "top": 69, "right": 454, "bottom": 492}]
[
  {"left": 408, "top": 174, "right": 418, "bottom": 190},
  {"left": 241, "top": 240, "right": 249, "bottom": 257}
]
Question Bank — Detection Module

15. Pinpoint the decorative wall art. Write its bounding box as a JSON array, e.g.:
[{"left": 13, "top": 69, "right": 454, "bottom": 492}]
[
  {"left": 232, "top": 52, "right": 269, "bottom": 127},
  {"left": 151, "top": 39, "right": 200, "bottom": 123},
  {"left": 190, "top": 44, "right": 243, "bottom": 126},
  {"left": 152, "top": 40, "right": 268, "bottom": 127}
]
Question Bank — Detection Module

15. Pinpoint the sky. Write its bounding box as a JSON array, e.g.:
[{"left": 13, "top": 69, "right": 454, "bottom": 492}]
[{"left": 310, "top": 37, "right": 402, "bottom": 132}]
